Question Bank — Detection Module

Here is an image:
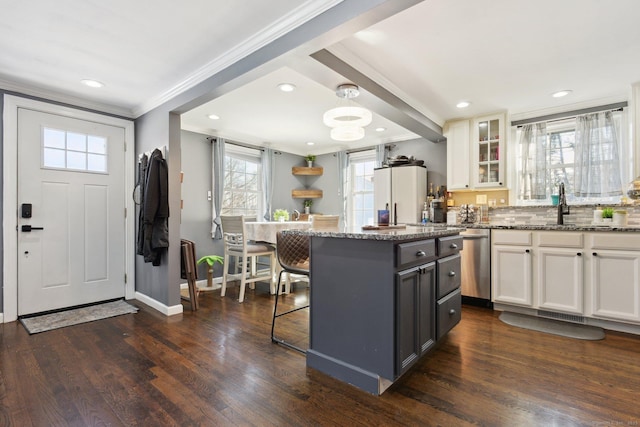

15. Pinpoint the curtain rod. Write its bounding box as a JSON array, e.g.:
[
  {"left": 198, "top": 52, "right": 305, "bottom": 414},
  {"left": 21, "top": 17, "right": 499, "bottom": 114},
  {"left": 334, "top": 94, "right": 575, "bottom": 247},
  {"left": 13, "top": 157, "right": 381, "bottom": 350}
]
[
  {"left": 511, "top": 101, "right": 628, "bottom": 127},
  {"left": 206, "top": 137, "right": 266, "bottom": 152}
]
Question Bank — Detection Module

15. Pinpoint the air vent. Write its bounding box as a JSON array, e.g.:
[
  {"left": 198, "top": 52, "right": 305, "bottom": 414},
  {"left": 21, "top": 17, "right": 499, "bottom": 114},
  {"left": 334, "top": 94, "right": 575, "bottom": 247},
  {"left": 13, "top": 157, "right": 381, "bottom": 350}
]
[{"left": 537, "top": 310, "right": 586, "bottom": 324}]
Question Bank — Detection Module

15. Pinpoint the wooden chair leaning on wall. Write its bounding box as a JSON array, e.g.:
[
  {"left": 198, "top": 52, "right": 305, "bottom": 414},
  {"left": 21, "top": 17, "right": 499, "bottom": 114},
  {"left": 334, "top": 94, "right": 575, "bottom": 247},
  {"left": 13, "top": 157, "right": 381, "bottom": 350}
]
[
  {"left": 220, "top": 215, "right": 276, "bottom": 303},
  {"left": 180, "top": 239, "right": 199, "bottom": 311},
  {"left": 271, "top": 231, "right": 310, "bottom": 354}
]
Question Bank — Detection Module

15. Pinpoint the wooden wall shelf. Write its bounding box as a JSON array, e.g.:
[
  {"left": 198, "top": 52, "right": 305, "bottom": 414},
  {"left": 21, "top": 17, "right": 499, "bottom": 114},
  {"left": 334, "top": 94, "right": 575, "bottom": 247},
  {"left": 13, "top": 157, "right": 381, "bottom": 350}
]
[
  {"left": 292, "top": 189, "right": 323, "bottom": 198},
  {"left": 292, "top": 166, "right": 323, "bottom": 176}
]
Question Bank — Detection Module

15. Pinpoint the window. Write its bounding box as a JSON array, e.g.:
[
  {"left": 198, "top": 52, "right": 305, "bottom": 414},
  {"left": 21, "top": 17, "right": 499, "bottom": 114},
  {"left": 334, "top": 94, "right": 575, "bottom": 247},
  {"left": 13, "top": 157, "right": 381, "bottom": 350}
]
[
  {"left": 514, "top": 110, "right": 629, "bottom": 205},
  {"left": 221, "top": 145, "right": 262, "bottom": 217},
  {"left": 348, "top": 150, "right": 376, "bottom": 228},
  {"left": 42, "top": 127, "right": 107, "bottom": 173}
]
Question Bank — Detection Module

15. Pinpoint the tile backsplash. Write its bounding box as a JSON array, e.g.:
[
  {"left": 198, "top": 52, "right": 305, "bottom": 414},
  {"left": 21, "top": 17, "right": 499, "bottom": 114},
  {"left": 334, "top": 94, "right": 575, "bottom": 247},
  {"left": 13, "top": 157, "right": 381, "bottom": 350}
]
[{"left": 450, "top": 204, "right": 640, "bottom": 226}]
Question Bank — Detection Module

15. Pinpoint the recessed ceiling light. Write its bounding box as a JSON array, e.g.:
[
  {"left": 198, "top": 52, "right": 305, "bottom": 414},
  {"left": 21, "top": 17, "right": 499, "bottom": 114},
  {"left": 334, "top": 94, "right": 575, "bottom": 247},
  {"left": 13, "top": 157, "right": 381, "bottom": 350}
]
[
  {"left": 375, "top": 127, "right": 386, "bottom": 132},
  {"left": 278, "top": 83, "right": 296, "bottom": 92},
  {"left": 306, "top": 142, "right": 315, "bottom": 146},
  {"left": 552, "top": 90, "right": 572, "bottom": 98},
  {"left": 208, "top": 114, "right": 220, "bottom": 120},
  {"left": 456, "top": 101, "right": 470, "bottom": 108},
  {"left": 81, "top": 79, "right": 104, "bottom": 88}
]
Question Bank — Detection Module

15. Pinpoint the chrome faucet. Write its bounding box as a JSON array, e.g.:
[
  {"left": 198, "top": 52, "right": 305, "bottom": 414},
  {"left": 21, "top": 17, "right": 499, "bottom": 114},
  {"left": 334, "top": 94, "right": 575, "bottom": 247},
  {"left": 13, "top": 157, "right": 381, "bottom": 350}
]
[
  {"left": 292, "top": 209, "right": 300, "bottom": 221},
  {"left": 557, "top": 183, "right": 570, "bottom": 225}
]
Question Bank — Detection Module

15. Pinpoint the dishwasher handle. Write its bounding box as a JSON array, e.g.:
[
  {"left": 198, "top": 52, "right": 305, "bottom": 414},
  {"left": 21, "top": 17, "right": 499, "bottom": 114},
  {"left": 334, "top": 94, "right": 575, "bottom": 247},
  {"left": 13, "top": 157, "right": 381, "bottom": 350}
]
[{"left": 461, "top": 234, "right": 488, "bottom": 240}]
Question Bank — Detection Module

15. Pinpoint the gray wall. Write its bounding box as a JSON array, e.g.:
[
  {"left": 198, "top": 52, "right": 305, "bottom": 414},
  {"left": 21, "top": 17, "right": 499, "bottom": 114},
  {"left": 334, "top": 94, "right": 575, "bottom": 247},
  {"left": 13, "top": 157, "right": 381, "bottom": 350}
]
[
  {"left": 134, "top": 110, "right": 182, "bottom": 307},
  {"left": 389, "top": 137, "right": 448, "bottom": 191},
  {"left": 179, "top": 130, "right": 223, "bottom": 279}
]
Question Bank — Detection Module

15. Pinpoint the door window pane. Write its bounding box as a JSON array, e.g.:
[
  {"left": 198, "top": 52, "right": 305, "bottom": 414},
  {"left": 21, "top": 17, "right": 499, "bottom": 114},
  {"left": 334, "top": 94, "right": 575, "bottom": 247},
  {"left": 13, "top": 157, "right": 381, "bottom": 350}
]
[{"left": 42, "top": 127, "right": 108, "bottom": 173}]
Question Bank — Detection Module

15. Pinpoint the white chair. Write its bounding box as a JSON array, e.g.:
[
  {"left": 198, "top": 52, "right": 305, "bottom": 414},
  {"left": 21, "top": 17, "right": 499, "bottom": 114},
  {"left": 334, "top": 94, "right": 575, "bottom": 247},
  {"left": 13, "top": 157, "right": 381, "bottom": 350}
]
[
  {"left": 310, "top": 214, "right": 340, "bottom": 230},
  {"left": 220, "top": 215, "right": 276, "bottom": 303}
]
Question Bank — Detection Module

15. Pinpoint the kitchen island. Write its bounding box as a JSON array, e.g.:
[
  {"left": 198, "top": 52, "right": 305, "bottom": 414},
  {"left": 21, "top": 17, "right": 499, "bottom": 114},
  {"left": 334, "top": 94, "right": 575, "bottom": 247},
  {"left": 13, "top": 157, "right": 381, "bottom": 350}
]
[{"left": 281, "top": 225, "right": 463, "bottom": 395}]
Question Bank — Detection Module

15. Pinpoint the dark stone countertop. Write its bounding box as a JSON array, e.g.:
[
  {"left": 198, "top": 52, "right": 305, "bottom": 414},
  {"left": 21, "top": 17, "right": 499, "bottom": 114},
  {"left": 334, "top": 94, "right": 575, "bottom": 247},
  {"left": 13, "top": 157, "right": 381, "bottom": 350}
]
[
  {"left": 280, "top": 225, "right": 463, "bottom": 241},
  {"left": 448, "top": 222, "right": 640, "bottom": 232}
]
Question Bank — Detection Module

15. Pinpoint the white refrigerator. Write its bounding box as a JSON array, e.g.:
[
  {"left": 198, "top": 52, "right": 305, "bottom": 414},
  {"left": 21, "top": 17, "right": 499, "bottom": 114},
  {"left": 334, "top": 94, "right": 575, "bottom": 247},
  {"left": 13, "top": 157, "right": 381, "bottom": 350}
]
[{"left": 374, "top": 165, "right": 427, "bottom": 225}]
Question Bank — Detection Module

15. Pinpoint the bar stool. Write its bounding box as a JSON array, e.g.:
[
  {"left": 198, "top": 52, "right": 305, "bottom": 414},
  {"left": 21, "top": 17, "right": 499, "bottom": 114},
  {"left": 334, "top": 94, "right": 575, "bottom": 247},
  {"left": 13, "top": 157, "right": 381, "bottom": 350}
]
[{"left": 271, "top": 231, "right": 310, "bottom": 354}]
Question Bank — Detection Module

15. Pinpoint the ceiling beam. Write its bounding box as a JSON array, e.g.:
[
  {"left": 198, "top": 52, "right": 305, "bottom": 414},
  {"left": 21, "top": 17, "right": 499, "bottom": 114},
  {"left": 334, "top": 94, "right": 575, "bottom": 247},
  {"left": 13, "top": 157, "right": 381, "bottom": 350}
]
[{"left": 310, "top": 49, "right": 446, "bottom": 143}]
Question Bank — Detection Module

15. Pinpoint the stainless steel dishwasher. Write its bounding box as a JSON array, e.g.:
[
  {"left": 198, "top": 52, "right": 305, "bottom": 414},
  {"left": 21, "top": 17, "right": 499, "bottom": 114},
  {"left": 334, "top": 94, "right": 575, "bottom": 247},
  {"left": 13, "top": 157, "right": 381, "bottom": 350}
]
[{"left": 460, "top": 228, "right": 491, "bottom": 307}]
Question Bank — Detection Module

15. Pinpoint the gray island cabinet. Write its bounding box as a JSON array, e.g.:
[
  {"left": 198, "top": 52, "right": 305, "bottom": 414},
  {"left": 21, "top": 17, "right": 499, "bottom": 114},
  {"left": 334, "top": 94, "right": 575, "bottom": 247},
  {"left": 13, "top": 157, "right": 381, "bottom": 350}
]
[{"left": 283, "top": 226, "right": 463, "bottom": 395}]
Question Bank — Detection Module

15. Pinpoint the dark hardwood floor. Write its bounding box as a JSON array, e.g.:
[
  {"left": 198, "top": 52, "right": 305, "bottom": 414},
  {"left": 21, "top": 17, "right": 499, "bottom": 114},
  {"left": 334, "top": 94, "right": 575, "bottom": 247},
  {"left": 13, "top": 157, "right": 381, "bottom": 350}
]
[{"left": 1, "top": 282, "right": 639, "bottom": 426}]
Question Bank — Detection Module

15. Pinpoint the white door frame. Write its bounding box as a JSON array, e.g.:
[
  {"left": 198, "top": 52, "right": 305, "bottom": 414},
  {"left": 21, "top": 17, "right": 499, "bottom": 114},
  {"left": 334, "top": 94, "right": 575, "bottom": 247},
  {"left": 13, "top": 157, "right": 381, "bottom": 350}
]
[{"left": 2, "top": 95, "right": 136, "bottom": 323}]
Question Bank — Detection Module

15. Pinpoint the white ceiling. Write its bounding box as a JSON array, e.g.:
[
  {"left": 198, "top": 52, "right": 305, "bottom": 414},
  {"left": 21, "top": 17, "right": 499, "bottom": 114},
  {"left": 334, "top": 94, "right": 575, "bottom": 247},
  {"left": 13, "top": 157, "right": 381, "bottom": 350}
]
[{"left": 3, "top": 0, "right": 640, "bottom": 156}]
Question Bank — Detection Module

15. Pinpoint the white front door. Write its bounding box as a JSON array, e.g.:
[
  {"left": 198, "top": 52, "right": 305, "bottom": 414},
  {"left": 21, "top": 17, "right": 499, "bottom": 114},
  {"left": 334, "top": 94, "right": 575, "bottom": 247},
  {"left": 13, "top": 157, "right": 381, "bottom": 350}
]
[{"left": 17, "top": 108, "right": 126, "bottom": 315}]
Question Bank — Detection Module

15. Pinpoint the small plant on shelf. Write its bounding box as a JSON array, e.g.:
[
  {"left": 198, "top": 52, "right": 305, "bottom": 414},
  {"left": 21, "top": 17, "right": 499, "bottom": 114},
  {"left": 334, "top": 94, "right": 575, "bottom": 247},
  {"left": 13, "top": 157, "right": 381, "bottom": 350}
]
[
  {"left": 601, "top": 207, "right": 614, "bottom": 219},
  {"left": 305, "top": 154, "right": 316, "bottom": 167},
  {"left": 273, "top": 209, "right": 289, "bottom": 221},
  {"left": 303, "top": 199, "right": 313, "bottom": 214}
]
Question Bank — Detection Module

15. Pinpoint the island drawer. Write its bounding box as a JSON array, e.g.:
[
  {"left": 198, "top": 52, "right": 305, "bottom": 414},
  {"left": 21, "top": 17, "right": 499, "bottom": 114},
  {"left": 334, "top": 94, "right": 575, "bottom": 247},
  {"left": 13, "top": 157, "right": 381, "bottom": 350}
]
[
  {"left": 437, "top": 288, "right": 461, "bottom": 339},
  {"left": 396, "top": 239, "right": 436, "bottom": 269},
  {"left": 438, "top": 235, "right": 463, "bottom": 257},
  {"left": 437, "top": 253, "right": 461, "bottom": 299}
]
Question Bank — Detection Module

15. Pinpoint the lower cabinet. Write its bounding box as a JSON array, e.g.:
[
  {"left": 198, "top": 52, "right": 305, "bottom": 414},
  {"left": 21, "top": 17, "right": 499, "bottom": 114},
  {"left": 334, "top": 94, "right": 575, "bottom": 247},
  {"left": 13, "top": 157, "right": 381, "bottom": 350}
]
[
  {"left": 589, "top": 233, "right": 640, "bottom": 322},
  {"left": 395, "top": 236, "right": 462, "bottom": 376},
  {"left": 492, "top": 230, "right": 533, "bottom": 306},
  {"left": 492, "top": 230, "right": 640, "bottom": 326},
  {"left": 396, "top": 262, "right": 436, "bottom": 375}
]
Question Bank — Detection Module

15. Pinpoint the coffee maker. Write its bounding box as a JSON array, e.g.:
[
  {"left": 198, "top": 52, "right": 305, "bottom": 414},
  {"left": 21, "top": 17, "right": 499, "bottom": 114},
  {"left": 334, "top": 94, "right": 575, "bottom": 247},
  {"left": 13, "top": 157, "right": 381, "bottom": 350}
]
[{"left": 430, "top": 200, "right": 446, "bottom": 223}]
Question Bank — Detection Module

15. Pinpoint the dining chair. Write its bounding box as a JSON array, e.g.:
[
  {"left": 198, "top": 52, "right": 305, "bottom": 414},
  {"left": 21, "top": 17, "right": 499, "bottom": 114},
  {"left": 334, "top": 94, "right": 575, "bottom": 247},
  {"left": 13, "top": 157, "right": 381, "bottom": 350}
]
[
  {"left": 310, "top": 214, "right": 340, "bottom": 230},
  {"left": 271, "top": 231, "right": 310, "bottom": 354},
  {"left": 220, "top": 215, "right": 276, "bottom": 303},
  {"left": 180, "top": 239, "right": 199, "bottom": 311}
]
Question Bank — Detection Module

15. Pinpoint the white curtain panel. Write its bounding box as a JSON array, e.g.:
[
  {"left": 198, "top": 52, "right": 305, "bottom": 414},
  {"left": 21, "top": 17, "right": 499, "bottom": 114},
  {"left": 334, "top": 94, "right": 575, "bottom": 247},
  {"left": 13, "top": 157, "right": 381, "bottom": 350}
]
[
  {"left": 574, "top": 111, "right": 622, "bottom": 197},
  {"left": 211, "top": 138, "right": 226, "bottom": 239},
  {"left": 336, "top": 150, "right": 348, "bottom": 227},
  {"left": 261, "top": 148, "right": 274, "bottom": 221},
  {"left": 518, "top": 122, "right": 548, "bottom": 200}
]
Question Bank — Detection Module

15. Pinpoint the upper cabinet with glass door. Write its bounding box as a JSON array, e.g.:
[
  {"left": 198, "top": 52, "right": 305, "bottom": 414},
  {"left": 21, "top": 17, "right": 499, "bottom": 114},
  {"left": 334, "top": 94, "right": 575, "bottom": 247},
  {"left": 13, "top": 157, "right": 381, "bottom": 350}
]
[{"left": 473, "top": 113, "right": 505, "bottom": 188}]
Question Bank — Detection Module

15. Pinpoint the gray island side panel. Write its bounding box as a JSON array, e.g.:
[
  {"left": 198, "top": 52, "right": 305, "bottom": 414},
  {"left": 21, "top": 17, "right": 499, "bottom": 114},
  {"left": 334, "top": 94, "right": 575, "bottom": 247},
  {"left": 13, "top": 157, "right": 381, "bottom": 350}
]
[{"left": 308, "top": 236, "right": 397, "bottom": 390}]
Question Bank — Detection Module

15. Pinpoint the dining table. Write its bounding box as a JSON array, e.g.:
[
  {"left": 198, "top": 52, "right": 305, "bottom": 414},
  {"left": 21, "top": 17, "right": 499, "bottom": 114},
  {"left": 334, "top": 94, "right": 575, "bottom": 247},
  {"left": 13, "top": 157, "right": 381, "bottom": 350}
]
[{"left": 244, "top": 220, "right": 312, "bottom": 294}]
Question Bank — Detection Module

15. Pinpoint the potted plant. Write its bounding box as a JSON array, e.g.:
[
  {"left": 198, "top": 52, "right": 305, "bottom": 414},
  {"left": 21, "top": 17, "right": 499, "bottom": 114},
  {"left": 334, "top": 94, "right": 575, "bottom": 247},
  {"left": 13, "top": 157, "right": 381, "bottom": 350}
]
[
  {"left": 273, "top": 209, "right": 289, "bottom": 222},
  {"left": 601, "top": 207, "right": 614, "bottom": 223},
  {"left": 303, "top": 199, "right": 313, "bottom": 214},
  {"left": 305, "top": 154, "right": 316, "bottom": 167}
]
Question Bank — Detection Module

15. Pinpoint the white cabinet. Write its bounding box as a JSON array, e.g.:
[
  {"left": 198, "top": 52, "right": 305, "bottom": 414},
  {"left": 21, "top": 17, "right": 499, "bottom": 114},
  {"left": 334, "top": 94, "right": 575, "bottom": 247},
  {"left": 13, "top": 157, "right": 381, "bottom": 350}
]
[
  {"left": 374, "top": 166, "right": 427, "bottom": 225},
  {"left": 472, "top": 113, "right": 505, "bottom": 188},
  {"left": 445, "top": 120, "right": 470, "bottom": 190},
  {"left": 536, "top": 232, "right": 584, "bottom": 314},
  {"left": 491, "top": 230, "right": 533, "bottom": 306},
  {"left": 589, "top": 233, "right": 640, "bottom": 322},
  {"left": 444, "top": 113, "right": 505, "bottom": 190}
]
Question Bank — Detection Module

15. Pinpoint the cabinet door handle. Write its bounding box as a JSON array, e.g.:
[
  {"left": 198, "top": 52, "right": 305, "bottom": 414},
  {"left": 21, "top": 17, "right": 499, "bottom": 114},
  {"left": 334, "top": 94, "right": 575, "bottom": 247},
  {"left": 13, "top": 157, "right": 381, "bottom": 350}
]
[
  {"left": 448, "top": 271, "right": 456, "bottom": 277},
  {"left": 593, "top": 252, "right": 598, "bottom": 256},
  {"left": 577, "top": 252, "right": 582, "bottom": 256},
  {"left": 449, "top": 243, "right": 458, "bottom": 249},
  {"left": 416, "top": 250, "right": 426, "bottom": 257},
  {"left": 525, "top": 249, "right": 530, "bottom": 253},
  {"left": 449, "top": 309, "right": 456, "bottom": 315}
]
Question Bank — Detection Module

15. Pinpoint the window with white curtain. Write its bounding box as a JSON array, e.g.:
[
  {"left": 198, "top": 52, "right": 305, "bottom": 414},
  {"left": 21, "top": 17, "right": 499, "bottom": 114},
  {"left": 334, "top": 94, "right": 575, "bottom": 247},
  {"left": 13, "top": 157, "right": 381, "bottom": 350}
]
[
  {"left": 347, "top": 150, "right": 376, "bottom": 228},
  {"left": 514, "top": 109, "right": 630, "bottom": 205},
  {"left": 221, "top": 144, "right": 262, "bottom": 217}
]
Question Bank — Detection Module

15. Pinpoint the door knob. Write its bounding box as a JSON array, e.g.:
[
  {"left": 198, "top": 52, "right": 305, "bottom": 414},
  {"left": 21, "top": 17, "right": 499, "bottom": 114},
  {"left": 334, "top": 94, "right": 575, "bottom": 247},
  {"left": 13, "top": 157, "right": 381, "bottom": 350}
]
[
  {"left": 21, "top": 225, "right": 44, "bottom": 232},
  {"left": 416, "top": 250, "right": 426, "bottom": 257}
]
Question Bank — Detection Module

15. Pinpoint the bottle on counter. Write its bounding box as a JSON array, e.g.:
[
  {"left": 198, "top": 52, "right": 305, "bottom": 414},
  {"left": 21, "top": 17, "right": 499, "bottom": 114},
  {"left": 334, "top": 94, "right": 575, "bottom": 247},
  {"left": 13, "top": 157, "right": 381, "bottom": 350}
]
[{"left": 422, "top": 201, "right": 429, "bottom": 224}]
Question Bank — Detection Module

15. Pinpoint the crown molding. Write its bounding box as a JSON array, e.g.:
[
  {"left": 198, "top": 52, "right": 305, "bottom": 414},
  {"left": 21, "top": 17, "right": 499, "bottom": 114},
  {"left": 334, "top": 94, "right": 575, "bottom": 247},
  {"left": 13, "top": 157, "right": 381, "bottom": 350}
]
[
  {"left": 0, "top": 78, "right": 134, "bottom": 118},
  {"left": 133, "top": 0, "right": 343, "bottom": 117}
]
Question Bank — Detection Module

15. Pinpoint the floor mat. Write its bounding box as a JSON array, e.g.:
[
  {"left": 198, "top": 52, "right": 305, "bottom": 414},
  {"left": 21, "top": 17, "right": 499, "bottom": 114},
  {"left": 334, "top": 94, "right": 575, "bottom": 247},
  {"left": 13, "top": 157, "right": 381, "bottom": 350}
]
[
  {"left": 499, "top": 311, "right": 605, "bottom": 340},
  {"left": 20, "top": 300, "right": 138, "bottom": 334}
]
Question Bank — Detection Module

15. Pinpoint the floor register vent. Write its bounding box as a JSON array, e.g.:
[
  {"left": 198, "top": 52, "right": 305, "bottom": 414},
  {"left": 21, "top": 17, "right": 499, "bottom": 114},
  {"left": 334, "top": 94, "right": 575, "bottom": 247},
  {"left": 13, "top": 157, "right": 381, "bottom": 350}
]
[{"left": 537, "top": 310, "right": 586, "bottom": 324}]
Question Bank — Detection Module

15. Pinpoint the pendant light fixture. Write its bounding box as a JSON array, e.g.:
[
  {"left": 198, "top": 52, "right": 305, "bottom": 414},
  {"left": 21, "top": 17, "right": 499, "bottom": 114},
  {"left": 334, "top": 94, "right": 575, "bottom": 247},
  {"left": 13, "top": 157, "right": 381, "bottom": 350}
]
[{"left": 323, "top": 84, "right": 372, "bottom": 141}]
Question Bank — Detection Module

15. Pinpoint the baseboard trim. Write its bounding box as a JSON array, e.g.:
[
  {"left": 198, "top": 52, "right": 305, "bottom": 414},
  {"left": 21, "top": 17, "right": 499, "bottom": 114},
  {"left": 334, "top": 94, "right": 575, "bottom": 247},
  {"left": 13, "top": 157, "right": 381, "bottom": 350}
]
[
  {"left": 0, "top": 313, "right": 4, "bottom": 323},
  {"left": 134, "top": 292, "right": 183, "bottom": 316}
]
